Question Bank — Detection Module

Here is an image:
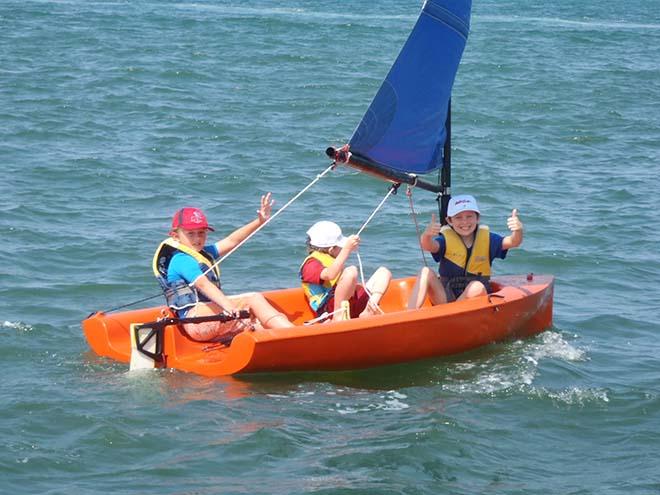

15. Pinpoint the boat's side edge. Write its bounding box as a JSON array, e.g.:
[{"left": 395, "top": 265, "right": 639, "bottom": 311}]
[{"left": 235, "top": 276, "right": 555, "bottom": 374}]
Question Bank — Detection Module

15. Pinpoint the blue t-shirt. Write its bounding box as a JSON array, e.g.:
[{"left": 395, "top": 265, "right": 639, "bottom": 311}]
[
  {"left": 167, "top": 244, "right": 220, "bottom": 285},
  {"left": 431, "top": 230, "right": 508, "bottom": 279}
]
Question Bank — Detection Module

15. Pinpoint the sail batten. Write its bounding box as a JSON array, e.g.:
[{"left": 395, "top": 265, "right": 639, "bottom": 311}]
[{"left": 347, "top": 0, "right": 472, "bottom": 177}]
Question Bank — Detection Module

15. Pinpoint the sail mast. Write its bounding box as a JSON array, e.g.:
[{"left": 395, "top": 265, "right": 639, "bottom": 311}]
[{"left": 439, "top": 100, "right": 452, "bottom": 225}]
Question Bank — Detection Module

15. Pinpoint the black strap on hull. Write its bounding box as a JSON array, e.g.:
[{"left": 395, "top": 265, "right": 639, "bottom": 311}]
[{"left": 133, "top": 310, "right": 251, "bottom": 362}]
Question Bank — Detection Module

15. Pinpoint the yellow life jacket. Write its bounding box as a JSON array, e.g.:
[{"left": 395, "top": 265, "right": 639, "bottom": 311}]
[
  {"left": 441, "top": 224, "right": 491, "bottom": 277},
  {"left": 299, "top": 251, "right": 340, "bottom": 313},
  {"left": 152, "top": 238, "right": 221, "bottom": 312}
]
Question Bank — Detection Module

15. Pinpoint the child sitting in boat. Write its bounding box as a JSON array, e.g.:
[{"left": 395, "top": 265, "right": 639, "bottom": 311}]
[
  {"left": 408, "top": 194, "right": 523, "bottom": 309},
  {"left": 153, "top": 193, "right": 293, "bottom": 342},
  {"left": 300, "top": 221, "right": 391, "bottom": 322}
]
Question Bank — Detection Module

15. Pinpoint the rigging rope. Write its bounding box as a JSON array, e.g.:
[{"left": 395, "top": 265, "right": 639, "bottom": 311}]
[
  {"left": 406, "top": 184, "right": 429, "bottom": 267},
  {"left": 101, "top": 292, "right": 164, "bottom": 314},
  {"left": 99, "top": 163, "right": 336, "bottom": 314},
  {"left": 353, "top": 183, "right": 399, "bottom": 314},
  {"left": 355, "top": 183, "right": 399, "bottom": 236},
  {"left": 199, "top": 163, "right": 336, "bottom": 280}
]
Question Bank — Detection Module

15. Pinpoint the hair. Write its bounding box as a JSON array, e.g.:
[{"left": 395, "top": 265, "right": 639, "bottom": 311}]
[
  {"left": 447, "top": 211, "right": 480, "bottom": 221},
  {"left": 306, "top": 236, "right": 333, "bottom": 254}
]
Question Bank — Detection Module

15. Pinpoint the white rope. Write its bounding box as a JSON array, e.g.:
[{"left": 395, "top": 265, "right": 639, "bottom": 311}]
[
  {"left": 103, "top": 163, "right": 336, "bottom": 314},
  {"left": 355, "top": 185, "right": 397, "bottom": 236},
  {"left": 197, "top": 163, "right": 336, "bottom": 282},
  {"left": 356, "top": 252, "right": 385, "bottom": 315},
  {"left": 357, "top": 251, "right": 368, "bottom": 292},
  {"left": 303, "top": 307, "right": 344, "bottom": 325},
  {"left": 352, "top": 185, "right": 398, "bottom": 315}
]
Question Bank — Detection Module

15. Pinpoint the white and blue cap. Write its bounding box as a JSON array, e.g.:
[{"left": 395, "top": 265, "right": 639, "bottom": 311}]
[
  {"left": 306, "top": 221, "right": 347, "bottom": 248},
  {"left": 447, "top": 195, "right": 480, "bottom": 217}
]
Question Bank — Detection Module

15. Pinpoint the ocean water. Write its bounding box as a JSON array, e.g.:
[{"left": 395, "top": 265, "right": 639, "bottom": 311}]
[{"left": 2, "top": 0, "right": 660, "bottom": 493}]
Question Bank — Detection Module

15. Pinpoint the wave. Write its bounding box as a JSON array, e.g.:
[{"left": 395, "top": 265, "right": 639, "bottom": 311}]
[
  {"left": 481, "top": 15, "right": 660, "bottom": 31},
  {"left": 171, "top": 3, "right": 413, "bottom": 22}
]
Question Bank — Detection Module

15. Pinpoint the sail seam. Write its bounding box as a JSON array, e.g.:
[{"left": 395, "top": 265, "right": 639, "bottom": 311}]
[{"left": 422, "top": 1, "right": 470, "bottom": 39}]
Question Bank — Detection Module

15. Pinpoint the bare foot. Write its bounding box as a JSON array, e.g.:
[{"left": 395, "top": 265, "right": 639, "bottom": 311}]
[{"left": 359, "top": 299, "right": 382, "bottom": 318}]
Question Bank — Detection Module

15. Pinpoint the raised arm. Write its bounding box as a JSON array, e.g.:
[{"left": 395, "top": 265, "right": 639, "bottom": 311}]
[
  {"left": 216, "top": 192, "right": 273, "bottom": 254},
  {"left": 420, "top": 213, "right": 442, "bottom": 253},
  {"left": 502, "top": 209, "right": 524, "bottom": 250},
  {"left": 321, "top": 235, "right": 360, "bottom": 281}
]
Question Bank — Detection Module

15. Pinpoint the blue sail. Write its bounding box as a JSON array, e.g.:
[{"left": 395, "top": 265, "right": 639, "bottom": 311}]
[{"left": 348, "top": 0, "right": 472, "bottom": 175}]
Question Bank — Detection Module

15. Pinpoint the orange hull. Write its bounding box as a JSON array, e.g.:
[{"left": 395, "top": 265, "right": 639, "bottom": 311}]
[{"left": 82, "top": 274, "right": 553, "bottom": 376}]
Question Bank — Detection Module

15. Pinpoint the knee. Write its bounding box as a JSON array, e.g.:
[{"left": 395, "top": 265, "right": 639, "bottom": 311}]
[
  {"left": 465, "top": 281, "right": 487, "bottom": 298},
  {"left": 418, "top": 266, "right": 434, "bottom": 283},
  {"left": 245, "top": 292, "right": 266, "bottom": 308},
  {"left": 341, "top": 265, "right": 358, "bottom": 282},
  {"left": 419, "top": 266, "right": 431, "bottom": 278},
  {"left": 376, "top": 266, "right": 392, "bottom": 279}
]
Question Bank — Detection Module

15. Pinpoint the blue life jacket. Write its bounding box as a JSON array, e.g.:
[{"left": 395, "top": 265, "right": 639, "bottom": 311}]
[{"left": 152, "top": 238, "right": 222, "bottom": 313}]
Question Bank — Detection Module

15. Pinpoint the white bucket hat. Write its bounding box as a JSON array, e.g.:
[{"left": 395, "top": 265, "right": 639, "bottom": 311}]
[
  {"left": 306, "top": 221, "right": 347, "bottom": 248},
  {"left": 447, "top": 194, "right": 480, "bottom": 217}
]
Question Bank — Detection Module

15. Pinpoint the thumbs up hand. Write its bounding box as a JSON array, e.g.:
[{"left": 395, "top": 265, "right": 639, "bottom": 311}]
[
  {"left": 423, "top": 213, "right": 442, "bottom": 238},
  {"left": 507, "top": 209, "right": 523, "bottom": 232}
]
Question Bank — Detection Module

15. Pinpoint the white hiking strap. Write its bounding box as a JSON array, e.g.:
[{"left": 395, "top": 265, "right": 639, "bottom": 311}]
[
  {"left": 303, "top": 307, "right": 346, "bottom": 325},
  {"left": 197, "top": 163, "right": 336, "bottom": 282}
]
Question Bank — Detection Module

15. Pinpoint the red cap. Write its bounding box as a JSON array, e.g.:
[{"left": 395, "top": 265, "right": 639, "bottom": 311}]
[{"left": 171, "top": 207, "right": 214, "bottom": 231}]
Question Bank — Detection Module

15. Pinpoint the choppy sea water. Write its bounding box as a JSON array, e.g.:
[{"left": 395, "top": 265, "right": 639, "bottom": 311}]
[{"left": 2, "top": 0, "right": 660, "bottom": 493}]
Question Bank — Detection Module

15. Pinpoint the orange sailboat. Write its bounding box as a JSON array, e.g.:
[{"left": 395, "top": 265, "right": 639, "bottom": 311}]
[
  {"left": 81, "top": 0, "right": 554, "bottom": 376},
  {"left": 83, "top": 275, "right": 553, "bottom": 377}
]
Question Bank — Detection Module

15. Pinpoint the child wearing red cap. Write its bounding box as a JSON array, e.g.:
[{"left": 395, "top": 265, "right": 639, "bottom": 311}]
[
  {"left": 153, "top": 192, "right": 293, "bottom": 342},
  {"left": 408, "top": 195, "right": 523, "bottom": 308},
  {"left": 300, "top": 221, "right": 391, "bottom": 322}
]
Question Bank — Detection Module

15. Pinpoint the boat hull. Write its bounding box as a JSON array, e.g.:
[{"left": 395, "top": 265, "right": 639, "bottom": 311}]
[{"left": 82, "top": 274, "right": 553, "bottom": 376}]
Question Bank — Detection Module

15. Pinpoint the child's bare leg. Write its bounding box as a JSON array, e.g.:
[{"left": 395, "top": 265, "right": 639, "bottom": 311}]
[
  {"left": 427, "top": 273, "right": 448, "bottom": 306},
  {"left": 333, "top": 266, "right": 358, "bottom": 321},
  {"left": 182, "top": 302, "right": 218, "bottom": 340},
  {"left": 183, "top": 302, "right": 245, "bottom": 341},
  {"left": 457, "top": 281, "right": 487, "bottom": 301},
  {"left": 360, "top": 266, "right": 391, "bottom": 317},
  {"left": 408, "top": 267, "right": 430, "bottom": 309},
  {"left": 245, "top": 293, "right": 294, "bottom": 329},
  {"left": 407, "top": 267, "right": 447, "bottom": 309}
]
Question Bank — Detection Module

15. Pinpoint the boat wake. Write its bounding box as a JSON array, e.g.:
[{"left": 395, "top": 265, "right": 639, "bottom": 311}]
[
  {"left": 332, "top": 390, "right": 410, "bottom": 415},
  {"left": 2, "top": 320, "right": 33, "bottom": 333},
  {"left": 536, "top": 386, "right": 610, "bottom": 405},
  {"left": 257, "top": 385, "right": 412, "bottom": 415},
  {"left": 441, "top": 330, "right": 601, "bottom": 403},
  {"left": 525, "top": 330, "right": 586, "bottom": 363}
]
